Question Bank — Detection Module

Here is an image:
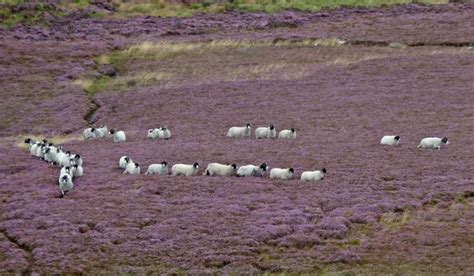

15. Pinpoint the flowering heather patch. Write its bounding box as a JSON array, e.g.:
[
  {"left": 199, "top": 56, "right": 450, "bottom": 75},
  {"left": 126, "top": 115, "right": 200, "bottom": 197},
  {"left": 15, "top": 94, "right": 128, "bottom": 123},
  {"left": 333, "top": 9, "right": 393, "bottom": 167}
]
[{"left": 1, "top": 2, "right": 474, "bottom": 274}]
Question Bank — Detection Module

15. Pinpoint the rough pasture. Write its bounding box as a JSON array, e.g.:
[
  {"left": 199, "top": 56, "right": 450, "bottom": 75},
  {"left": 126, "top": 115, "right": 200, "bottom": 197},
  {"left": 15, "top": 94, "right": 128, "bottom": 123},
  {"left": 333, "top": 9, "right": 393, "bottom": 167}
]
[{"left": 1, "top": 3, "right": 473, "bottom": 274}]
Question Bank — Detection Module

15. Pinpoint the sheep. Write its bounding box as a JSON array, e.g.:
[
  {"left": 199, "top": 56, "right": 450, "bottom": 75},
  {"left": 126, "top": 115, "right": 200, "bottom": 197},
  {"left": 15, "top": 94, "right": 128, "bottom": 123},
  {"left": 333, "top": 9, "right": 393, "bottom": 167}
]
[
  {"left": 278, "top": 128, "right": 296, "bottom": 139},
  {"left": 255, "top": 124, "right": 277, "bottom": 139},
  {"left": 204, "top": 163, "right": 237, "bottom": 176},
  {"left": 58, "top": 174, "right": 73, "bottom": 198},
  {"left": 123, "top": 162, "right": 140, "bottom": 175},
  {"left": 29, "top": 141, "right": 41, "bottom": 156},
  {"left": 24, "top": 138, "right": 36, "bottom": 151},
  {"left": 171, "top": 163, "right": 200, "bottom": 176},
  {"left": 380, "top": 135, "right": 400, "bottom": 146},
  {"left": 56, "top": 151, "right": 69, "bottom": 167},
  {"left": 301, "top": 168, "right": 327, "bottom": 182},
  {"left": 60, "top": 166, "right": 73, "bottom": 178},
  {"left": 119, "top": 156, "right": 132, "bottom": 169},
  {"left": 96, "top": 124, "right": 109, "bottom": 138},
  {"left": 83, "top": 127, "right": 97, "bottom": 140},
  {"left": 43, "top": 146, "right": 58, "bottom": 164},
  {"left": 110, "top": 129, "right": 126, "bottom": 143},
  {"left": 417, "top": 137, "right": 449, "bottom": 150},
  {"left": 145, "top": 161, "right": 168, "bottom": 175},
  {"left": 147, "top": 128, "right": 162, "bottom": 139},
  {"left": 35, "top": 144, "right": 46, "bottom": 159},
  {"left": 237, "top": 163, "right": 268, "bottom": 177},
  {"left": 270, "top": 167, "right": 294, "bottom": 180},
  {"left": 160, "top": 127, "right": 171, "bottom": 140},
  {"left": 73, "top": 154, "right": 83, "bottom": 167},
  {"left": 227, "top": 123, "right": 252, "bottom": 138},
  {"left": 72, "top": 164, "right": 83, "bottom": 177}
]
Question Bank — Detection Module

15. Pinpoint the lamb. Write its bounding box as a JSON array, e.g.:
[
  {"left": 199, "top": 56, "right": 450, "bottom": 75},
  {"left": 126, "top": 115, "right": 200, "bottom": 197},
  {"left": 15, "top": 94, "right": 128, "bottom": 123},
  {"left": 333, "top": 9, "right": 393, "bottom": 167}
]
[
  {"left": 237, "top": 163, "right": 268, "bottom": 177},
  {"left": 278, "top": 128, "right": 296, "bottom": 139},
  {"left": 110, "top": 129, "right": 126, "bottom": 143},
  {"left": 204, "top": 163, "right": 237, "bottom": 176},
  {"left": 270, "top": 167, "right": 294, "bottom": 180},
  {"left": 255, "top": 124, "right": 277, "bottom": 139},
  {"left": 227, "top": 123, "right": 252, "bottom": 138},
  {"left": 171, "top": 163, "right": 200, "bottom": 176},
  {"left": 72, "top": 164, "right": 83, "bottom": 177},
  {"left": 300, "top": 168, "right": 327, "bottom": 182},
  {"left": 160, "top": 127, "right": 171, "bottom": 140},
  {"left": 417, "top": 137, "right": 449, "bottom": 150},
  {"left": 380, "top": 135, "right": 400, "bottom": 146},
  {"left": 119, "top": 156, "right": 132, "bottom": 169},
  {"left": 145, "top": 161, "right": 169, "bottom": 175},
  {"left": 83, "top": 127, "right": 97, "bottom": 140},
  {"left": 123, "top": 162, "right": 140, "bottom": 175},
  {"left": 58, "top": 174, "right": 73, "bottom": 198},
  {"left": 147, "top": 128, "right": 162, "bottom": 139}
]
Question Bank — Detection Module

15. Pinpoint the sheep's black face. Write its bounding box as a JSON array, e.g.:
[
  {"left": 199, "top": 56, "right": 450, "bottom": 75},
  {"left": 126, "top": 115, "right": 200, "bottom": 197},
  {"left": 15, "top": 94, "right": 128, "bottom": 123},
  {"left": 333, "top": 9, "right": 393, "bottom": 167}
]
[
  {"left": 148, "top": 129, "right": 153, "bottom": 133},
  {"left": 110, "top": 129, "right": 116, "bottom": 134},
  {"left": 161, "top": 127, "right": 167, "bottom": 130},
  {"left": 231, "top": 164, "right": 237, "bottom": 169},
  {"left": 61, "top": 176, "right": 68, "bottom": 182},
  {"left": 269, "top": 124, "right": 274, "bottom": 130},
  {"left": 162, "top": 161, "right": 168, "bottom": 167},
  {"left": 24, "top": 138, "right": 31, "bottom": 143},
  {"left": 291, "top": 128, "right": 295, "bottom": 132},
  {"left": 260, "top": 163, "right": 267, "bottom": 171},
  {"left": 322, "top": 168, "right": 327, "bottom": 173},
  {"left": 395, "top": 136, "right": 400, "bottom": 140},
  {"left": 44, "top": 148, "right": 50, "bottom": 153},
  {"left": 66, "top": 151, "right": 71, "bottom": 156},
  {"left": 74, "top": 164, "right": 78, "bottom": 169},
  {"left": 135, "top": 163, "right": 139, "bottom": 168},
  {"left": 442, "top": 137, "right": 448, "bottom": 144},
  {"left": 125, "top": 157, "right": 130, "bottom": 163},
  {"left": 42, "top": 139, "right": 48, "bottom": 144},
  {"left": 75, "top": 154, "right": 81, "bottom": 160},
  {"left": 246, "top": 123, "right": 251, "bottom": 128},
  {"left": 193, "top": 162, "right": 199, "bottom": 168},
  {"left": 289, "top": 168, "right": 294, "bottom": 173}
]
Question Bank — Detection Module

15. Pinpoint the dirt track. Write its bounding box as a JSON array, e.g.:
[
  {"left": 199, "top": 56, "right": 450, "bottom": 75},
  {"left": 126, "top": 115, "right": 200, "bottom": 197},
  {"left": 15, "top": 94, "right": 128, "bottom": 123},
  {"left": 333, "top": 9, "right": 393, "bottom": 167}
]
[{"left": 0, "top": 3, "right": 473, "bottom": 274}]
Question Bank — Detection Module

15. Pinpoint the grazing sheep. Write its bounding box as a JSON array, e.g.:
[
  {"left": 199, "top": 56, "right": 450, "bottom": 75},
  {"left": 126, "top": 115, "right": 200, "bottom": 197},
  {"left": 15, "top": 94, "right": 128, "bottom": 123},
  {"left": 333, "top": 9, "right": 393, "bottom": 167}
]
[
  {"left": 83, "top": 127, "right": 97, "bottom": 140},
  {"left": 255, "top": 124, "right": 277, "bottom": 139},
  {"left": 145, "top": 161, "right": 169, "bottom": 175},
  {"left": 380, "top": 135, "right": 400, "bottom": 146},
  {"left": 417, "top": 137, "right": 449, "bottom": 150},
  {"left": 147, "top": 128, "right": 162, "bottom": 139},
  {"left": 237, "top": 163, "right": 268, "bottom": 177},
  {"left": 58, "top": 174, "right": 73, "bottom": 198},
  {"left": 204, "top": 163, "right": 237, "bottom": 176},
  {"left": 72, "top": 164, "right": 83, "bottom": 177},
  {"left": 160, "top": 127, "right": 171, "bottom": 140},
  {"left": 119, "top": 156, "right": 132, "bottom": 169},
  {"left": 123, "top": 162, "right": 140, "bottom": 175},
  {"left": 270, "top": 167, "right": 294, "bottom": 180},
  {"left": 278, "top": 128, "right": 296, "bottom": 139},
  {"left": 301, "top": 168, "right": 327, "bottom": 182},
  {"left": 110, "top": 129, "right": 126, "bottom": 143},
  {"left": 96, "top": 124, "right": 109, "bottom": 138},
  {"left": 60, "top": 166, "right": 73, "bottom": 178},
  {"left": 172, "top": 163, "right": 200, "bottom": 176},
  {"left": 227, "top": 123, "right": 252, "bottom": 138}
]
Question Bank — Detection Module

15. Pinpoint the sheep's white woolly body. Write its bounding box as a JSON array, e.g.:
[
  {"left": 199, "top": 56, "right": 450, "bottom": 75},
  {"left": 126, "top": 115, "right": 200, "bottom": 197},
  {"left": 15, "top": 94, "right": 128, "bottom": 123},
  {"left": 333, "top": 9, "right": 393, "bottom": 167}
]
[
  {"left": 145, "top": 162, "right": 169, "bottom": 175},
  {"left": 160, "top": 127, "right": 171, "bottom": 139},
  {"left": 301, "top": 168, "right": 327, "bottom": 182},
  {"left": 380, "top": 135, "right": 400, "bottom": 146},
  {"left": 278, "top": 128, "right": 296, "bottom": 139},
  {"left": 270, "top": 168, "right": 294, "bottom": 180},
  {"left": 227, "top": 124, "right": 252, "bottom": 138},
  {"left": 124, "top": 162, "right": 140, "bottom": 175},
  {"left": 172, "top": 163, "right": 200, "bottom": 176},
  {"left": 72, "top": 165, "right": 83, "bottom": 177},
  {"left": 83, "top": 128, "right": 97, "bottom": 140},
  {"left": 237, "top": 163, "right": 268, "bottom": 177},
  {"left": 418, "top": 137, "right": 449, "bottom": 150},
  {"left": 255, "top": 125, "right": 277, "bottom": 139},
  {"left": 58, "top": 174, "right": 73, "bottom": 197},
  {"left": 147, "top": 128, "right": 162, "bottom": 139},
  {"left": 60, "top": 166, "right": 73, "bottom": 178},
  {"left": 95, "top": 125, "right": 108, "bottom": 138},
  {"left": 205, "top": 163, "right": 237, "bottom": 176},
  {"left": 119, "top": 156, "right": 132, "bottom": 169},
  {"left": 110, "top": 129, "right": 126, "bottom": 143}
]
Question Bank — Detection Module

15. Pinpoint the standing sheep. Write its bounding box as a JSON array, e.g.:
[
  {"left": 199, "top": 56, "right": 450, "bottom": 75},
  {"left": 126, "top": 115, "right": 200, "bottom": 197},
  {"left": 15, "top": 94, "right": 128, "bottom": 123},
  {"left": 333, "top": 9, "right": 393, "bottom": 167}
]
[
  {"left": 96, "top": 125, "right": 109, "bottom": 138},
  {"left": 147, "top": 128, "right": 162, "bottom": 139},
  {"left": 270, "top": 167, "right": 294, "bottom": 180},
  {"left": 237, "top": 163, "right": 268, "bottom": 177},
  {"left": 204, "top": 163, "right": 237, "bottom": 176},
  {"left": 172, "top": 163, "right": 200, "bottom": 176},
  {"left": 110, "top": 129, "right": 126, "bottom": 143},
  {"left": 160, "top": 127, "right": 171, "bottom": 140},
  {"left": 58, "top": 174, "right": 73, "bottom": 198},
  {"left": 301, "top": 168, "right": 327, "bottom": 182},
  {"left": 145, "top": 161, "right": 169, "bottom": 175},
  {"left": 418, "top": 137, "right": 449, "bottom": 150},
  {"left": 380, "top": 135, "right": 400, "bottom": 146},
  {"left": 278, "top": 128, "right": 296, "bottom": 139},
  {"left": 227, "top": 124, "right": 252, "bottom": 138},
  {"left": 83, "top": 128, "right": 97, "bottom": 140},
  {"left": 255, "top": 124, "right": 277, "bottom": 139},
  {"left": 119, "top": 156, "right": 132, "bottom": 169}
]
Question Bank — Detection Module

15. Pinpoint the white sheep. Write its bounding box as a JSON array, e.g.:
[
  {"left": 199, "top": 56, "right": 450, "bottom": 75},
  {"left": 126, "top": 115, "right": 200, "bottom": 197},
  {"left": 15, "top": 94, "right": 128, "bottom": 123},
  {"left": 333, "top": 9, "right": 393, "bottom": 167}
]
[
  {"left": 110, "top": 129, "right": 126, "bottom": 143},
  {"left": 123, "top": 162, "right": 140, "bottom": 175},
  {"left": 145, "top": 161, "right": 169, "bottom": 175},
  {"left": 73, "top": 154, "right": 83, "bottom": 167},
  {"left": 58, "top": 174, "right": 73, "bottom": 198},
  {"left": 96, "top": 124, "right": 109, "bottom": 138},
  {"left": 417, "top": 137, "right": 449, "bottom": 150},
  {"left": 255, "top": 124, "right": 277, "bottom": 139},
  {"left": 24, "top": 138, "right": 36, "bottom": 151},
  {"left": 119, "top": 156, "right": 132, "bottom": 169},
  {"left": 43, "top": 146, "right": 59, "bottom": 165},
  {"left": 380, "top": 135, "right": 400, "bottom": 146},
  {"left": 147, "top": 128, "right": 162, "bottom": 139},
  {"left": 270, "top": 167, "right": 294, "bottom": 180},
  {"left": 237, "top": 163, "right": 268, "bottom": 177},
  {"left": 160, "top": 127, "right": 171, "bottom": 140},
  {"left": 56, "top": 151, "right": 70, "bottom": 167},
  {"left": 83, "top": 127, "right": 97, "bottom": 140},
  {"left": 35, "top": 144, "right": 46, "bottom": 159},
  {"left": 29, "top": 141, "right": 40, "bottom": 156},
  {"left": 72, "top": 165, "right": 83, "bottom": 177},
  {"left": 204, "top": 163, "right": 237, "bottom": 176},
  {"left": 171, "top": 163, "right": 200, "bottom": 176},
  {"left": 227, "top": 123, "right": 252, "bottom": 138},
  {"left": 301, "top": 168, "right": 327, "bottom": 182},
  {"left": 278, "top": 128, "right": 296, "bottom": 139},
  {"left": 60, "top": 166, "right": 73, "bottom": 178}
]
